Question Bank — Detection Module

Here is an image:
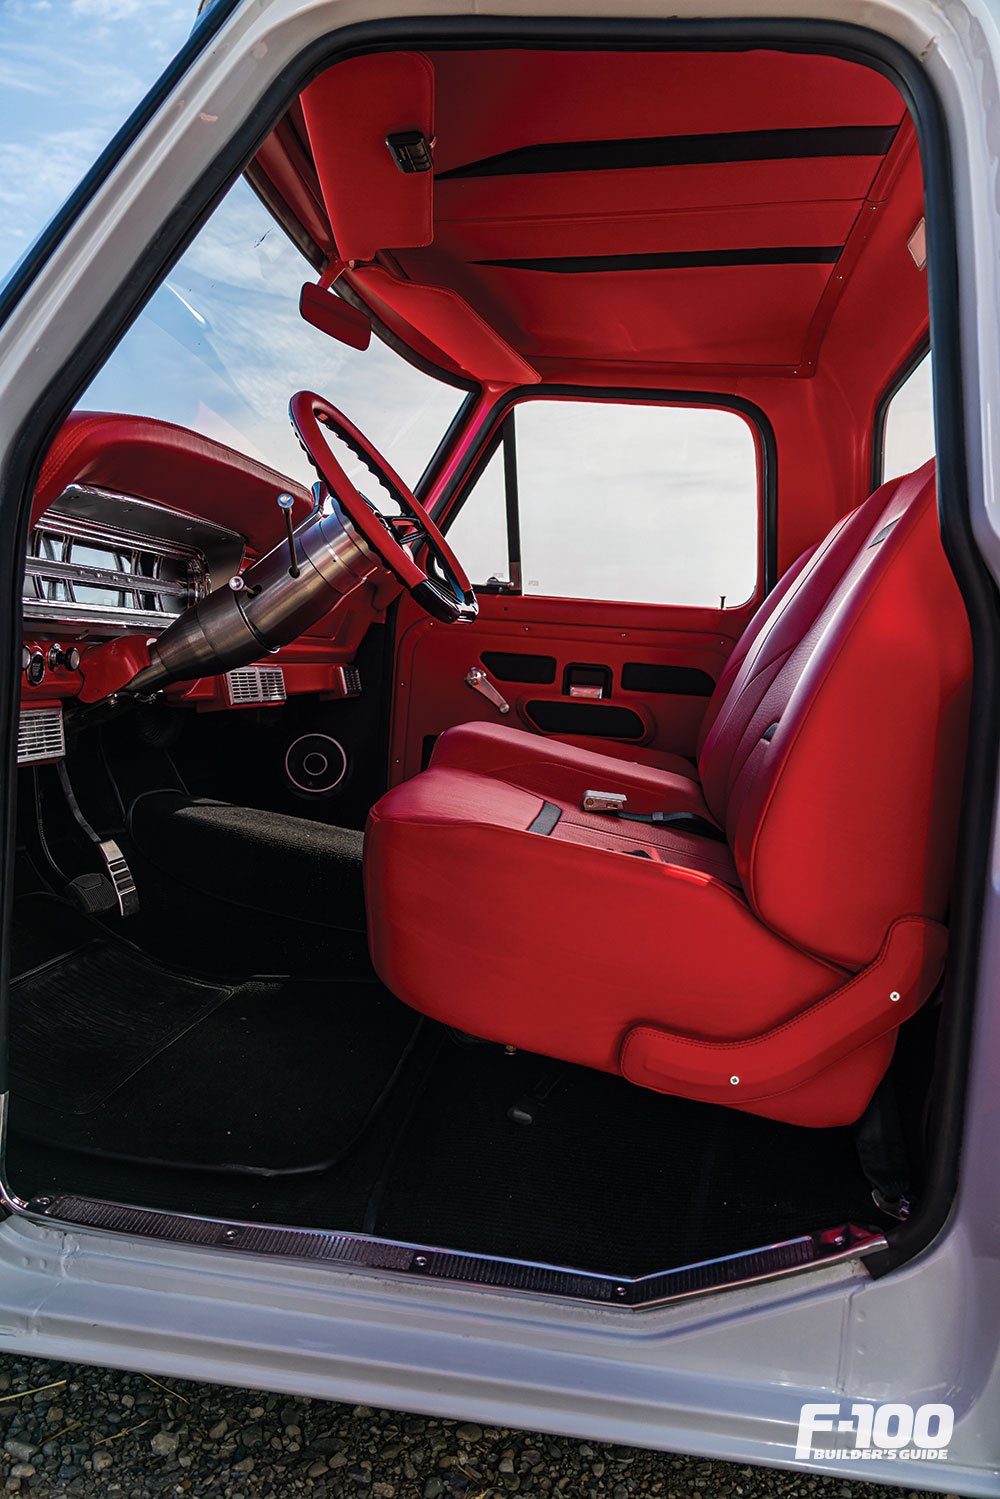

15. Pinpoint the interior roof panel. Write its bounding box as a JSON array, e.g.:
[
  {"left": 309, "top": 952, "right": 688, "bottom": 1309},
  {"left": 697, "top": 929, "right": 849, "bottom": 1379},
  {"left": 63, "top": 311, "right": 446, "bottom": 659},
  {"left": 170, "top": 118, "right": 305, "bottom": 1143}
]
[
  {"left": 424, "top": 50, "right": 906, "bottom": 175},
  {"left": 268, "top": 46, "right": 924, "bottom": 382}
]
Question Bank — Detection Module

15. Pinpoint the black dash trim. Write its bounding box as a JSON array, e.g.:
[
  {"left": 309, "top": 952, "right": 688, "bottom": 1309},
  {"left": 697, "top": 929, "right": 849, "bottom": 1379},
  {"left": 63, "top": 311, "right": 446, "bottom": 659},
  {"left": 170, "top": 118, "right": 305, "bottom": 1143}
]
[
  {"left": 528, "top": 802, "right": 563, "bottom": 836},
  {"left": 473, "top": 247, "right": 843, "bottom": 274},
  {"left": 868, "top": 518, "right": 900, "bottom": 547},
  {"left": 437, "top": 125, "right": 898, "bottom": 181},
  {"left": 762, "top": 722, "right": 779, "bottom": 741}
]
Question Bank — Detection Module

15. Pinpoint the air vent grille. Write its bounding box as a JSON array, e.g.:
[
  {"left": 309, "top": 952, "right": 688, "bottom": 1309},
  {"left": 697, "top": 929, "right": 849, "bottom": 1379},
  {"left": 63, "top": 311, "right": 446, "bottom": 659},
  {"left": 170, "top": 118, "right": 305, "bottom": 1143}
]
[
  {"left": 24, "top": 512, "right": 206, "bottom": 632},
  {"left": 17, "top": 706, "right": 65, "bottom": 765},
  {"left": 343, "top": 666, "right": 362, "bottom": 695},
  {"left": 225, "top": 666, "right": 287, "bottom": 706}
]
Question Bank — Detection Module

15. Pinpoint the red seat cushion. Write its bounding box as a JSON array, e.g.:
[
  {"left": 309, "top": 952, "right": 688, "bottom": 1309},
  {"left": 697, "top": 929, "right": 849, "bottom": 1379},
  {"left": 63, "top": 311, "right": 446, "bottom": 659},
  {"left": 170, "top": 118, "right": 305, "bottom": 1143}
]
[{"left": 365, "top": 461, "right": 971, "bottom": 1126}]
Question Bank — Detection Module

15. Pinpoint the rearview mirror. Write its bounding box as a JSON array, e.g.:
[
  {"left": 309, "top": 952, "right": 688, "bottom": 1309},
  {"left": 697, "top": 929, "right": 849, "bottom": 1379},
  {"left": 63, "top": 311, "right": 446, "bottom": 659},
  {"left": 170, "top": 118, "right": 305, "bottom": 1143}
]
[{"left": 299, "top": 283, "right": 372, "bottom": 351}]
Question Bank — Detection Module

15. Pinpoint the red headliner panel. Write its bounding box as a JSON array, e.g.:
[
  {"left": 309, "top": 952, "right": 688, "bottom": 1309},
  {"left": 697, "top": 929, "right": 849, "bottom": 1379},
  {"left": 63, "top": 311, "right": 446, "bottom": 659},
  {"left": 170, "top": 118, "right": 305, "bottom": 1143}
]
[
  {"left": 300, "top": 48, "right": 916, "bottom": 379},
  {"left": 429, "top": 52, "right": 904, "bottom": 171}
]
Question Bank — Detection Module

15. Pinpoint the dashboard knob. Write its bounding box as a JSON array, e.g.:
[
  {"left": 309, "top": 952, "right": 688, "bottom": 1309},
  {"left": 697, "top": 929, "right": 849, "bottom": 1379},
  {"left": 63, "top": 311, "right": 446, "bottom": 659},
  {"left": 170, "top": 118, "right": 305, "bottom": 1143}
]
[
  {"left": 21, "top": 646, "right": 30, "bottom": 672},
  {"left": 48, "top": 644, "right": 80, "bottom": 672},
  {"left": 26, "top": 651, "right": 45, "bottom": 687}
]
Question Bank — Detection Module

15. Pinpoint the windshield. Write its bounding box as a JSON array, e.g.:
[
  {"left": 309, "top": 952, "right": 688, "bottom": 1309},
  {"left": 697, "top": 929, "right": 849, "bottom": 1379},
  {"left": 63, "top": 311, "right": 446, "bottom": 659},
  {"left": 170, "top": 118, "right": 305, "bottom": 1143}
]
[{"left": 81, "top": 178, "right": 465, "bottom": 489}]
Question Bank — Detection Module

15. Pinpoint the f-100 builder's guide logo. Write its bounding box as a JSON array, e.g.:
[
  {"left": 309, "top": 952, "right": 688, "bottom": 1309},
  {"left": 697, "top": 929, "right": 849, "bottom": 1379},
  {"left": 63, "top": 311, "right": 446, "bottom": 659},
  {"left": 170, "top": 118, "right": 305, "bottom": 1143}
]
[{"left": 795, "top": 1402, "right": 953, "bottom": 1461}]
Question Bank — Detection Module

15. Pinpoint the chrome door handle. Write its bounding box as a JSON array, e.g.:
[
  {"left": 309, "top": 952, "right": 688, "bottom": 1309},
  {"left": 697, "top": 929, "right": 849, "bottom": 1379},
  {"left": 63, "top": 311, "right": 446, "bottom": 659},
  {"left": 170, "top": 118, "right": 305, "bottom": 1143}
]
[{"left": 465, "top": 666, "right": 510, "bottom": 714}]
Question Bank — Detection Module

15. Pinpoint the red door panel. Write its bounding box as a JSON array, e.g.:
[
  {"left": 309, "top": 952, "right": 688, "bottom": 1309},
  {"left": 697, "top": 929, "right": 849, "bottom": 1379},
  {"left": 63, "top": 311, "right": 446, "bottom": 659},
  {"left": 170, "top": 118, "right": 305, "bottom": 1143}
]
[{"left": 389, "top": 591, "right": 754, "bottom": 785}]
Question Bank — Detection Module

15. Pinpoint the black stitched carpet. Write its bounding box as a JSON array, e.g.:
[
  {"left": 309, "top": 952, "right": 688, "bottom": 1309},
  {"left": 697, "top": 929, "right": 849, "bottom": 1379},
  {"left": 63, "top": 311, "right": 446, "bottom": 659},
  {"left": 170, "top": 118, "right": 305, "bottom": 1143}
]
[
  {"left": 368, "top": 1037, "right": 881, "bottom": 1275},
  {"left": 7, "top": 894, "right": 882, "bottom": 1274}
]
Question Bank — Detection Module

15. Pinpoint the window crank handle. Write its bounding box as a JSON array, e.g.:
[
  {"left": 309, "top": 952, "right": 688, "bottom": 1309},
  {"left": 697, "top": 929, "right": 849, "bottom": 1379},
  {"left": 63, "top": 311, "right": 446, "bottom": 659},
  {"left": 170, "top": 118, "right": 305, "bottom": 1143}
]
[{"left": 465, "top": 666, "right": 510, "bottom": 714}]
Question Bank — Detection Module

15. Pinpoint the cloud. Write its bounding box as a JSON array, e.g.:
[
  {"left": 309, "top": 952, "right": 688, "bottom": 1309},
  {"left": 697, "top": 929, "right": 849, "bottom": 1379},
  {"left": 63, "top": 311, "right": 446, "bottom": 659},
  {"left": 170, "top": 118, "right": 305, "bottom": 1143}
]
[
  {"left": 0, "top": 0, "right": 193, "bottom": 284},
  {"left": 0, "top": 58, "right": 56, "bottom": 94},
  {"left": 0, "top": 128, "right": 109, "bottom": 210}
]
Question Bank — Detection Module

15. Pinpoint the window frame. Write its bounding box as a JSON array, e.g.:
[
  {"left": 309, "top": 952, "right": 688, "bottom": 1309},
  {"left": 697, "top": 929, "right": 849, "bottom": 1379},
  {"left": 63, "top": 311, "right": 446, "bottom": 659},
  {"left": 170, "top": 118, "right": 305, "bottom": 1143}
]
[{"left": 432, "top": 385, "right": 778, "bottom": 608}]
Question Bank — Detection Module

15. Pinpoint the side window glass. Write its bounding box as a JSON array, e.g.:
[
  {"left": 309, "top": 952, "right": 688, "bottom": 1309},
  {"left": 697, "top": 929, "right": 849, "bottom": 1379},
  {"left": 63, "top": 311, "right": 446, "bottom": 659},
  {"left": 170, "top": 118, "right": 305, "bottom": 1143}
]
[
  {"left": 448, "top": 400, "right": 759, "bottom": 608},
  {"left": 882, "top": 352, "right": 935, "bottom": 483},
  {"left": 440, "top": 436, "right": 511, "bottom": 589}
]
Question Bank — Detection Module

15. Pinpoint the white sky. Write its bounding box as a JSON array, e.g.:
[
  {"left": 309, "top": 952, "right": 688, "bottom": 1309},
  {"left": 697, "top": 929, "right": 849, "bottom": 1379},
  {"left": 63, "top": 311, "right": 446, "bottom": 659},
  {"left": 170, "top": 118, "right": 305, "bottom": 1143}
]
[{"left": 0, "top": 7, "right": 937, "bottom": 609}]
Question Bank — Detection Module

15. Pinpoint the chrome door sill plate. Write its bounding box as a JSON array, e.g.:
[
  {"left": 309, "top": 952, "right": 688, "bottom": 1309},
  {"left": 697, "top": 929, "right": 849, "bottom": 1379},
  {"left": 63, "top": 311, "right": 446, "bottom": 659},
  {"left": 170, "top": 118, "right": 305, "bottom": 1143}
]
[{"left": 20, "top": 1194, "right": 885, "bottom": 1309}]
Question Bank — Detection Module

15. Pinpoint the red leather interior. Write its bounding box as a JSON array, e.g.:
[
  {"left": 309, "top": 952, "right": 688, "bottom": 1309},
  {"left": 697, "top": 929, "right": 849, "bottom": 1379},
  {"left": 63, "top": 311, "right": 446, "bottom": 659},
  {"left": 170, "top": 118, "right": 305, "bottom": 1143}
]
[
  {"left": 300, "top": 53, "right": 436, "bottom": 263},
  {"left": 34, "top": 411, "right": 314, "bottom": 544},
  {"left": 389, "top": 590, "right": 752, "bottom": 784},
  {"left": 365, "top": 462, "right": 972, "bottom": 1125},
  {"left": 429, "top": 722, "right": 708, "bottom": 816},
  {"left": 29, "top": 412, "right": 394, "bottom": 708},
  {"left": 290, "top": 49, "right": 925, "bottom": 387}
]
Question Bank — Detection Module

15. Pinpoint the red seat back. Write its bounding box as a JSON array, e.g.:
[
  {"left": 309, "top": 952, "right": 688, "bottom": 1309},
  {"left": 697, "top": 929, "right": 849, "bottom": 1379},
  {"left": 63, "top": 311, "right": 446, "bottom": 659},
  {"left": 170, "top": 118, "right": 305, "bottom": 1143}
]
[{"left": 697, "top": 461, "right": 971, "bottom": 967}]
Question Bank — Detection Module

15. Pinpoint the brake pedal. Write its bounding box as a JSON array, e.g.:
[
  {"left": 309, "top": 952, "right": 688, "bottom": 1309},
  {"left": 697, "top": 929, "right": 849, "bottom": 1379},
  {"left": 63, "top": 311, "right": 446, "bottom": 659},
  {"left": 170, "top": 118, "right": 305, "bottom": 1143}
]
[
  {"left": 66, "top": 871, "right": 119, "bottom": 916},
  {"left": 55, "top": 763, "right": 139, "bottom": 917}
]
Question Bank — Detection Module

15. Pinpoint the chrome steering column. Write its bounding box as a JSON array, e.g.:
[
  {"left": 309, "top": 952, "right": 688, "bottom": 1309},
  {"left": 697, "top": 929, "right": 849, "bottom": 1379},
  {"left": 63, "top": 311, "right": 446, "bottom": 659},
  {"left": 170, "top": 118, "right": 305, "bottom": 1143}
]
[{"left": 125, "top": 495, "right": 378, "bottom": 696}]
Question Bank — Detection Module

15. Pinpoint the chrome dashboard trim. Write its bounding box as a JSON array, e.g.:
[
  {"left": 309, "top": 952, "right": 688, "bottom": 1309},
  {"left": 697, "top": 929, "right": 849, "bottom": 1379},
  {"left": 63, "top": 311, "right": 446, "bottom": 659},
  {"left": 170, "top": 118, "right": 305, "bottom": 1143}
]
[
  {"left": 25, "top": 555, "right": 193, "bottom": 598},
  {"left": 24, "top": 496, "right": 221, "bottom": 635},
  {"left": 16, "top": 705, "right": 65, "bottom": 766},
  {"left": 22, "top": 600, "right": 188, "bottom": 633},
  {"left": 47, "top": 484, "right": 246, "bottom": 590}
]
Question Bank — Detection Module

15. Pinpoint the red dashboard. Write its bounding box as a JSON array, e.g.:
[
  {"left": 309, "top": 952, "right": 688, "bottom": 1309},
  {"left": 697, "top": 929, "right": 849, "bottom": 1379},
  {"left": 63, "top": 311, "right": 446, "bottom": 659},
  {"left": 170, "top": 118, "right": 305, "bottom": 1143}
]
[{"left": 20, "top": 411, "right": 398, "bottom": 717}]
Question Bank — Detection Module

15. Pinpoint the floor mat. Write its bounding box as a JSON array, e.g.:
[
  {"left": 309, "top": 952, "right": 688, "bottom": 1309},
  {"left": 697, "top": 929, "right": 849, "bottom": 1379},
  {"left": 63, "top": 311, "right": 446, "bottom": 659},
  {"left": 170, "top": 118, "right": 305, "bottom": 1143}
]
[
  {"left": 6, "top": 898, "right": 879, "bottom": 1272},
  {"left": 17, "top": 979, "right": 423, "bottom": 1176},
  {"left": 10, "top": 897, "right": 424, "bottom": 1176},
  {"left": 10, "top": 943, "right": 231, "bottom": 1114},
  {"left": 370, "top": 1038, "right": 880, "bottom": 1276}
]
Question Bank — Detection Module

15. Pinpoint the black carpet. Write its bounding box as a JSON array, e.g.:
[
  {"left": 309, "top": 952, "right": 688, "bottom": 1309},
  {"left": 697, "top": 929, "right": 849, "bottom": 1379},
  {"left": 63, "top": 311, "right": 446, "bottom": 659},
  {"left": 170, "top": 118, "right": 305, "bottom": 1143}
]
[
  {"left": 6, "top": 899, "right": 879, "bottom": 1276},
  {"left": 370, "top": 1038, "right": 880, "bottom": 1275},
  {"left": 124, "top": 790, "right": 373, "bottom": 980}
]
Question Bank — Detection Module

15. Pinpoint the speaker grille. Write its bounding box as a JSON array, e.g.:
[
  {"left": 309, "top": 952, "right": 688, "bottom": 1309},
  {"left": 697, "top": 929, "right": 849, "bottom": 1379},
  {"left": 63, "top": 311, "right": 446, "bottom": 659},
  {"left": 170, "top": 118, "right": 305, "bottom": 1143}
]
[
  {"left": 17, "top": 705, "right": 65, "bottom": 765},
  {"left": 225, "top": 666, "right": 287, "bottom": 706},
  {"left": 285, "top": 734, "right": 348, "bottom": 795}
]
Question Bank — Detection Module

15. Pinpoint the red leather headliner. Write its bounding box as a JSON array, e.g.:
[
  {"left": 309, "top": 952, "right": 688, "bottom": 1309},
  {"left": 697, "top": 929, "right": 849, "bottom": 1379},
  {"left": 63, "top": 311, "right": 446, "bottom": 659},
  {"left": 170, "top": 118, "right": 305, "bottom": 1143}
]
[{"left": 288, "top": 48, "right": 924, "bottom": 382}]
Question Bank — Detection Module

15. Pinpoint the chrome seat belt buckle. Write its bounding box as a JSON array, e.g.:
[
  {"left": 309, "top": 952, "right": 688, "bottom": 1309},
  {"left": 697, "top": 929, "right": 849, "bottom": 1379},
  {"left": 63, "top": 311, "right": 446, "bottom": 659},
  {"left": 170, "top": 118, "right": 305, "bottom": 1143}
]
[{"left": 582, "top": 790, "right": 628, "bottom": 813}]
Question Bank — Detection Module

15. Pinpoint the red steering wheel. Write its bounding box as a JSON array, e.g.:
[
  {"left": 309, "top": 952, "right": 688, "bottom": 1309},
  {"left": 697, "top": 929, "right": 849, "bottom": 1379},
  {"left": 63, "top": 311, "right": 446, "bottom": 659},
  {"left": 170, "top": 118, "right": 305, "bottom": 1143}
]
[{"left": 289, "top": 391, "right": 478, "bottom": 625}]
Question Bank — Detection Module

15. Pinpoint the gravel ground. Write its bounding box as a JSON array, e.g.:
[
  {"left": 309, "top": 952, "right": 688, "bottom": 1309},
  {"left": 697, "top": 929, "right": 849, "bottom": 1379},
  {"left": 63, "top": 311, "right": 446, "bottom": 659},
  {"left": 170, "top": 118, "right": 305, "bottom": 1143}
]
[{"left": 0, "top": 1355, "right": 961, "bottom": 1499}]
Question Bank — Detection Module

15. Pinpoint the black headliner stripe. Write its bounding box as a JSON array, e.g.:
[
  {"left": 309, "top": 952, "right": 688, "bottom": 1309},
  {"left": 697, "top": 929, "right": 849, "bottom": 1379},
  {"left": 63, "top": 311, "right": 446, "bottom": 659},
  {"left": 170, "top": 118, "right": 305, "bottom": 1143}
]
[
  {"left": 473, "top": 246, "right": 844, "bottom": 273},
  {"left": 436, "top": 124, "right": 898, "bottom": 180}
]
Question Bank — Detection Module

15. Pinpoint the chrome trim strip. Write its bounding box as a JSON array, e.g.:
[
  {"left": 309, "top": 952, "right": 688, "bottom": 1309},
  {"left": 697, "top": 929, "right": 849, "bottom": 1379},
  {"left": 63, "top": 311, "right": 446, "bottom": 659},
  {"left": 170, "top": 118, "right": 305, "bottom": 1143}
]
[
  {"left": 22, "top": 599, "right": 185, "bottom": 632},
  {"left": 12, "top": 1189, "right": 886, "bottom": 1309},
  {"left": 48, "top": 485, "right": 246, "bottom": 590},
  {"left": 25, "top": 557, "right": 192, "bottom": 598}
]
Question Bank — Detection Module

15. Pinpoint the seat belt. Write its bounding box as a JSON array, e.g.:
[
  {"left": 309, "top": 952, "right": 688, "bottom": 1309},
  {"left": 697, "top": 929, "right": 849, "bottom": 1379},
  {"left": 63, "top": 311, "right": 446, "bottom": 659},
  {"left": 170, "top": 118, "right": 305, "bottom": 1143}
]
[
  {"left": 582, "top": 791, "right": 727, "bottom": 843},
  {"left": 607, "top": 810, "right": 728, "bottom": 843}
]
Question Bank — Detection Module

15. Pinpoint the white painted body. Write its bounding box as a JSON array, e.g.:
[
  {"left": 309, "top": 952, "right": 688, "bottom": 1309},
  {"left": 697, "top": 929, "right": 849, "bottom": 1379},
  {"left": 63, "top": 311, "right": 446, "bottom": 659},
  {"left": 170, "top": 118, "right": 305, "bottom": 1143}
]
[{"left": 0, "top": 0, "right": 999, "bottom": 1490}]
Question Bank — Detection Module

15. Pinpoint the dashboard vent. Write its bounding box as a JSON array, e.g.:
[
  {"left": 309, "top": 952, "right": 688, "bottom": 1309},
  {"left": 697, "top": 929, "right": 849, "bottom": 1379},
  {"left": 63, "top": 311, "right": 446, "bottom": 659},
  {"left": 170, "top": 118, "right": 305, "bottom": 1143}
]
[
  {"left": 225, "top": 666, "right": 287, "bottom": 706},
  {"left": 343, "top": 665, "right": 362, "bottom": 695},
  {"left": 24, "top": 513, "right": 206, "bottom": 633},
  {"left": 17, "top": 706, "right": 65, "bottom": 766}
]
